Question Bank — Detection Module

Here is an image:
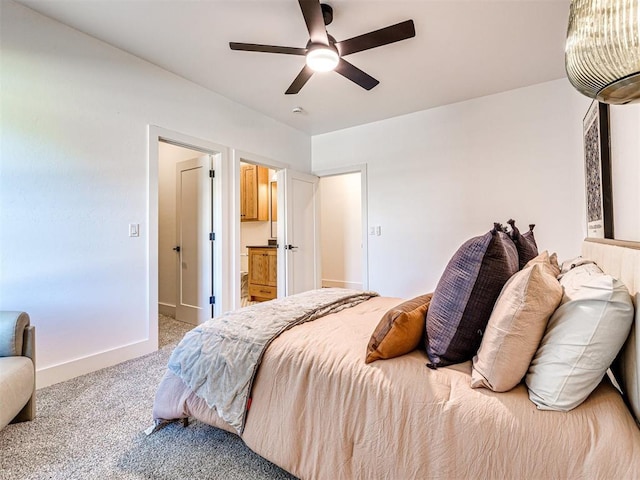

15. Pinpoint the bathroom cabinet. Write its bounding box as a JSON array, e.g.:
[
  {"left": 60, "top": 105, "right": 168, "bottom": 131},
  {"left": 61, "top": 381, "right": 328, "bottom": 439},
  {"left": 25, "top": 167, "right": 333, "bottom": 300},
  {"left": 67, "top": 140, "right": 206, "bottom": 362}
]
[{"left": 247, "top": 247, "right": 277, "bottom": 301}]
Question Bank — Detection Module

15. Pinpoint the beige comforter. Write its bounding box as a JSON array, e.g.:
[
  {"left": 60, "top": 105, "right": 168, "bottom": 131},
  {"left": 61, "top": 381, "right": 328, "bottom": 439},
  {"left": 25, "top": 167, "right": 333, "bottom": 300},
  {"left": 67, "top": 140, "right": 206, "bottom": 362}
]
[{"left": 153, "top": 296, "right": 640, "bottom": 479}]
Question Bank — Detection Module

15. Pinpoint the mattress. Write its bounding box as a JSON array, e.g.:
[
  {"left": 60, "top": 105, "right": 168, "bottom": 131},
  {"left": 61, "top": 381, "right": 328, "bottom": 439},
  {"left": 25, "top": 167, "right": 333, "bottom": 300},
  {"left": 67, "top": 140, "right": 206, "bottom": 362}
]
[{"left": 154, "top": 296, "right": 640, "bottom": 479}]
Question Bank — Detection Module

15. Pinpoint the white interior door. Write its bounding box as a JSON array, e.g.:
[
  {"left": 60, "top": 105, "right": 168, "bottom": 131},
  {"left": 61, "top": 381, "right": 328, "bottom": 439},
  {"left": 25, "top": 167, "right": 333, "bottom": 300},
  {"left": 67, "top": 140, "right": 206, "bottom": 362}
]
[
  {"left": 277, "top": 169, "right": 320, "bottom": 297},
  {"left": 175, "top": 155, "right": 213, "bottom": 325}
]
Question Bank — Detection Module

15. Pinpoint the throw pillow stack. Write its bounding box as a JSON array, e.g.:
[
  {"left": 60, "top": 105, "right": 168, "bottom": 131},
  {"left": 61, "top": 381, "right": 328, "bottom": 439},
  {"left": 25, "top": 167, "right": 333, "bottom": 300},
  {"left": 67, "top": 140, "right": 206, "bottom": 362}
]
[{"left": 363, "top": 220, "right": 633, "bottom": 413}]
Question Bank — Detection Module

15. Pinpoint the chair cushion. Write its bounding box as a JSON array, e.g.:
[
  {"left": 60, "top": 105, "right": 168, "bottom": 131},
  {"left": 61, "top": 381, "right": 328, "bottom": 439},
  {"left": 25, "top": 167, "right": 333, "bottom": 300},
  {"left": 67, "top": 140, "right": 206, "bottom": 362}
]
[{"left": 0, "top": 356, "right": 34, "bottom": 430}]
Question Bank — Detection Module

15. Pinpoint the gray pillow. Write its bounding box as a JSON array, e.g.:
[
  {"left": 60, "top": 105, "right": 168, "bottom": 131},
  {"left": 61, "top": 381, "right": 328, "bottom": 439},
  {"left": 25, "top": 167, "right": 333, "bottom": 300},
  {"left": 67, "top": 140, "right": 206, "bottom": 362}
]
[
  {"left": 507, "top": 219, "right": 538, "bottom": 269},
  {"left": 425, "top": 225, "right": 519, "bottom": 368}
]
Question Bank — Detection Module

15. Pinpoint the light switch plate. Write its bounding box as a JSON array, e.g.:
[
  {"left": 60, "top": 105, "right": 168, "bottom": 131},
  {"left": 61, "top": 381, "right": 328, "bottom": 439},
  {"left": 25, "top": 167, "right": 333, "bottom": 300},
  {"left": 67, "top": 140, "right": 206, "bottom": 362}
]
[{"left": 129, "top": 223, "right": 140, "bottom": 237}]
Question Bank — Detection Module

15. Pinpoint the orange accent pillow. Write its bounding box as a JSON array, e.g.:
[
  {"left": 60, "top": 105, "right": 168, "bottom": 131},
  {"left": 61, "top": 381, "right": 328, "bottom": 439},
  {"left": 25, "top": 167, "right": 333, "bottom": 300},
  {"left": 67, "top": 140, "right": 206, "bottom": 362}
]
[{"left": 365, "top": 294, "right": 433, "bottom": 364}]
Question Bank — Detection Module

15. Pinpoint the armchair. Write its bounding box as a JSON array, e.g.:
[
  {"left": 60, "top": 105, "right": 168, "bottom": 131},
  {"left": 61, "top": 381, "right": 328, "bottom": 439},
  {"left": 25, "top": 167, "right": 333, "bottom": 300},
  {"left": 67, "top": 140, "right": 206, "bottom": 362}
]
[{"left": 0, "top": 311, "right": 35, "bottom": 430}]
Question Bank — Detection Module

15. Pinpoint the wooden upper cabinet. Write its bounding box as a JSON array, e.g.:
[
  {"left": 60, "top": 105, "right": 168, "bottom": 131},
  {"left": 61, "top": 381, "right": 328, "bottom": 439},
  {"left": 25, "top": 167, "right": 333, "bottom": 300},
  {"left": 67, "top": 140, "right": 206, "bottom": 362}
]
[{"left": 241, "top": 164, "right": 269, "bottom": 222}]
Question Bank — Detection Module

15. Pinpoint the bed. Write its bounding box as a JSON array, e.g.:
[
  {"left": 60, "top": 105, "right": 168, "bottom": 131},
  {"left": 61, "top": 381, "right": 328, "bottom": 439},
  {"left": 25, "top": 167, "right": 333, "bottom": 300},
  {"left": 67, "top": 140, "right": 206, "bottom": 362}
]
[{"left": 152, "top": 238, "right": 640, "bottom": 479}]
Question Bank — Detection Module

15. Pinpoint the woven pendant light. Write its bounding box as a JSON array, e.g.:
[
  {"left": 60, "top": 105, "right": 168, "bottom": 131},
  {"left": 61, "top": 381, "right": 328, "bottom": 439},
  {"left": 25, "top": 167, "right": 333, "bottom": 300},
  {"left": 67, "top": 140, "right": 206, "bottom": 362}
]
[{"left": 565, "top": 0, "right": 640, "bottom": 104}]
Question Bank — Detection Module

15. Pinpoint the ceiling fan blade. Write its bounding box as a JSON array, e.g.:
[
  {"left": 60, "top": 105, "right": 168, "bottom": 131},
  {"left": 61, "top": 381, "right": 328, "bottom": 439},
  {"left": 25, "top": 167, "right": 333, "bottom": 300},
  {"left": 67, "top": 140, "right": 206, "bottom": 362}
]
[
  {"left": 229, "top": 42, "right": 306, "bottom": 55},
  {"left": 298, "top": 0, "right": 329, "bottom": 46},
  {"left": 335, "top": 59, "right": 379, "bottom": 91},
  {"left": 285, "top": 65, "right": 314, "bottom": 95},
  {"left": 335, "top": 20, "right": 416, "bottom": 57}
]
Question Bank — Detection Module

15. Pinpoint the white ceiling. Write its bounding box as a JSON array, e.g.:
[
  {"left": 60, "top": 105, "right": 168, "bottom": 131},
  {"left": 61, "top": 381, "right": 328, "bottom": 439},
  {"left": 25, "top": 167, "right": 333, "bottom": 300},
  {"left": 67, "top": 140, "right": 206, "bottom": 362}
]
[{"left": 15, "top": 0, "right": 571, "bottom": 135}]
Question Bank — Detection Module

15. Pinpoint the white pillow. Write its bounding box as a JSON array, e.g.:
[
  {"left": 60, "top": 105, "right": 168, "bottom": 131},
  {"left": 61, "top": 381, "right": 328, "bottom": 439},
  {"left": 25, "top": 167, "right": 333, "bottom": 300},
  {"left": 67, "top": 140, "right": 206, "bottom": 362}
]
[{"left": 526, "top": 262, "right": 634, "bottom": 411}]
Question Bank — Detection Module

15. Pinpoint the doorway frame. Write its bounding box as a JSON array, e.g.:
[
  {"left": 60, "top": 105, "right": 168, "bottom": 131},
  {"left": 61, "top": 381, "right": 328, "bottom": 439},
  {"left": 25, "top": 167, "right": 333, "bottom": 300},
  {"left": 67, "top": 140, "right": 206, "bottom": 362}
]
[
  {"left": 232, "top": 149, "right": 289, "bottom": 310},
  {"left": 313, "top": 164, "right": 369, "bottom": 290},
  {"left": 149, "top": 125, "right": 230, "bottom": 347}
]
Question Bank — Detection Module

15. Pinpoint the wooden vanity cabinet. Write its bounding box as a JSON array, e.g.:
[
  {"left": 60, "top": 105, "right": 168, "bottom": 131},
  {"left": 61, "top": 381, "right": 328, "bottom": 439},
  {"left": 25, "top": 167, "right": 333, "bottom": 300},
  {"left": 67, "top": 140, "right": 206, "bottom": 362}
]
[
  {"left": 248, "top": 247, "right": 277, "bottom": 301},
  {"left": 241, "top": 164, "right": 269, "bottom": 222}
]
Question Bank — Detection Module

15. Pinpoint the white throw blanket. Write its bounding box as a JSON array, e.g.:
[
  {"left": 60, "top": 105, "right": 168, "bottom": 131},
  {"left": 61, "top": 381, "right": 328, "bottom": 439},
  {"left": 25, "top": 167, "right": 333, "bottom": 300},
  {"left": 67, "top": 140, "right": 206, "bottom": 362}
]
[{"left": 167, "top": 288, "right": 378, "bottom": 434}]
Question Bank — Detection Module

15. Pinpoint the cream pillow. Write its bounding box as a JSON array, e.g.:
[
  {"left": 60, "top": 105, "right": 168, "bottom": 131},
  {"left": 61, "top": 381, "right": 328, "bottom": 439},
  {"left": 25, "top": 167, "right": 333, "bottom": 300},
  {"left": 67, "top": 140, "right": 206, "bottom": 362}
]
[
  {"left": 471, "top": 263, "right": 562, "bottom": 392},
  {"left": 549, "top": 252, "right": 559, "bottom": 273},
  {"left": 524, "top": 250, "right": 561, "bottom": 278},
  {"left": 526, "top": 263, "right": 634, "bottom": 411}
]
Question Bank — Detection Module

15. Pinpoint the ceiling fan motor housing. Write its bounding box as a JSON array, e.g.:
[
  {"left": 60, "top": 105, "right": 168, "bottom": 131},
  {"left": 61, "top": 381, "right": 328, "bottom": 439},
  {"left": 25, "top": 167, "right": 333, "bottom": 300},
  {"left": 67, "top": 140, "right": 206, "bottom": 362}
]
[
  {"left": 321, "top": 4, "right": 333, "bottom": 26},
  {"left": 305, "top": 34, "right": 337, "bottom": 49}
]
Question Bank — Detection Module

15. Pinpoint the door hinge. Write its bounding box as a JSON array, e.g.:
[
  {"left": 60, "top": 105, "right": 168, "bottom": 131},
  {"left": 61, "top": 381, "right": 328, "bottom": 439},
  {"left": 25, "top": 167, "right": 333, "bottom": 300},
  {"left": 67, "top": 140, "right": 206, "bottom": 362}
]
[
  {"left": 209, "top": 170, "right": 215, "bottom": 178},
  {"left": 209, "top": 296, "right": 216, "bottom": 305},
  {"left": 209, "top": 232, "right": 215, "bottom": 241}
]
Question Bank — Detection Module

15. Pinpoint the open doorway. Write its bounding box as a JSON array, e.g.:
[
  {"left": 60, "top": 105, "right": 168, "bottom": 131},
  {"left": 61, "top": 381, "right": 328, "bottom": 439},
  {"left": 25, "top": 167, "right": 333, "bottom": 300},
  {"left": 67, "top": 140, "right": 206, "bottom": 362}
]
[
  {"left": 158, "top": 141, "right": 214, "bottom": 325},
  {"left": 238, "top": 160, "right": 279, "bottom": 307},
  {"left": 149, "top": 125, "right": 232, "bottom": 353},
  {"left": 316, "top": 165, "right": 368, "bottom": 291},
  {"left": 153, "top": 135, "right": 330, "bottom": 327},
  {"left": 232, "top": 150, "right": 324, "bottom": 307}
]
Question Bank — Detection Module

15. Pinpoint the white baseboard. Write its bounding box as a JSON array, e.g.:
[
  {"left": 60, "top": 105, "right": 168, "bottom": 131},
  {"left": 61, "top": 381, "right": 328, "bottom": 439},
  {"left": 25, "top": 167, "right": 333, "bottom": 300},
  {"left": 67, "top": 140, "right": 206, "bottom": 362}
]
[
  {"left": 158, "top": 302, "right": 176, "bottom": 317},
  {"left": 36, "top": 339, "right": 156, "bottom": 389},
  {"left": 321, "top": 279, "right": 363, "bottom": 290}
]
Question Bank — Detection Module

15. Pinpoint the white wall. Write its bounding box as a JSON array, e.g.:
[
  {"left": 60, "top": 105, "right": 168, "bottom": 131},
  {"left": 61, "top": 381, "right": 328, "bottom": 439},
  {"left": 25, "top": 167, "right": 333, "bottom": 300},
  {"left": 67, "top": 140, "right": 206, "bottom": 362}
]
[
  {"left": 609, "top": 103, "right": 640, "bottom": 242},
  {"left": 319, "top": 173, "right": 362, "bottom": 289},
  {"left": 0, "top": 0, "right": 310, "bottom": 387},
  {"left": 313, "top": 79, "right": 593, "bottom": 299}
]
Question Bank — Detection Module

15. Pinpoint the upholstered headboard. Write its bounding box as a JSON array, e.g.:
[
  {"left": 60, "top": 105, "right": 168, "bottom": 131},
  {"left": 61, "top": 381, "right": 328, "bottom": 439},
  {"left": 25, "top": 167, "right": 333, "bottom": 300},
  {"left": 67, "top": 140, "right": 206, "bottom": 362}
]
[{"left": 582, "top": 238, "right": 640, "bottom": 425}]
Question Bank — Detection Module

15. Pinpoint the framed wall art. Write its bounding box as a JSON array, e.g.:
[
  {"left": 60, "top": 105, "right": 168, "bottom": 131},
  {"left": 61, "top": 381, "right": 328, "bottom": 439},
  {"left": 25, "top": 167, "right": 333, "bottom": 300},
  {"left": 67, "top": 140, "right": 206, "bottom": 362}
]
[{"left": 583, "top": 101, "right": 613, "bottom": 239}]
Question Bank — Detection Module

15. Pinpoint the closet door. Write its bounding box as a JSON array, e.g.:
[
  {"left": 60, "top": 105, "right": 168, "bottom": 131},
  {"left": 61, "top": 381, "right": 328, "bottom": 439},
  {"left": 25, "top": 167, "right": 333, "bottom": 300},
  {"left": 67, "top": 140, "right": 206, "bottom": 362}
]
[{"left": 175, "top": 155, "right": 213, "bottom": 325}]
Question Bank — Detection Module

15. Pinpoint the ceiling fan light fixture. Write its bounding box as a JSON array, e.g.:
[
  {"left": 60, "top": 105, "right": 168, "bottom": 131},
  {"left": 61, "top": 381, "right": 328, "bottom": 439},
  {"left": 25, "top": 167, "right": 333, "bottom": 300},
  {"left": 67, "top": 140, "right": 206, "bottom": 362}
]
[
  {"left": 565, "top": 0, "right": 640, "bottom": 104},
  {"left": 229, "top": 1, "right": 415, "bottom": 94},
  {"left": 305, "top": 45, "right": 339, "bottom": 72}
]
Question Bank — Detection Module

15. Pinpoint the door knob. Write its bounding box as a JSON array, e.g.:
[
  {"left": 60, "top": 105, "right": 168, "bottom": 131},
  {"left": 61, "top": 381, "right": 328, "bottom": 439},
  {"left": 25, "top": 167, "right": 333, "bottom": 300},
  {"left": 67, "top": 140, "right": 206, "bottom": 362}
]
[
  {"left": 284, "top": 245, "right": 298, "bottom": 250},
  {"left": 173, "top": 246, "right": 181, "bottom": 252}
]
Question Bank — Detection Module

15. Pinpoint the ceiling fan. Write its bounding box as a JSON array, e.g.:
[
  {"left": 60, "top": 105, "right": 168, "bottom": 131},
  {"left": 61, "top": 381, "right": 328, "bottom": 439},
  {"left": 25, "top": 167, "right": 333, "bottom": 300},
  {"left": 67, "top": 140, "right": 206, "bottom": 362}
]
[{"left": 229, "top": 0, "right": 416, "bottom": 95}]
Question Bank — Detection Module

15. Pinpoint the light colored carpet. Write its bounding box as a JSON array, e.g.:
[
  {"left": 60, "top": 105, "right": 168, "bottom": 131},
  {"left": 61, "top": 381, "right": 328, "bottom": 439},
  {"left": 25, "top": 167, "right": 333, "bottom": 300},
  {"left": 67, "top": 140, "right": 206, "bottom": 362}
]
[
  {"left": 158, "top": 313, "right": 191, "bottom": 349},
  {"left": 0, "top": 316, "right": 296, "bottom": 480}
]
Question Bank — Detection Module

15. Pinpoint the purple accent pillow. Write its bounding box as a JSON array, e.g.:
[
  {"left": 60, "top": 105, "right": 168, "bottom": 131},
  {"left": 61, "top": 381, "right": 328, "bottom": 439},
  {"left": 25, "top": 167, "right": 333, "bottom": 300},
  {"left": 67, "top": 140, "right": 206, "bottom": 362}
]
[
  {"left": 507, "top": 219, "right": 538, "bottom": 269},
  {"left": 425, "top": 226, "right": 519, "bottom": 368}
]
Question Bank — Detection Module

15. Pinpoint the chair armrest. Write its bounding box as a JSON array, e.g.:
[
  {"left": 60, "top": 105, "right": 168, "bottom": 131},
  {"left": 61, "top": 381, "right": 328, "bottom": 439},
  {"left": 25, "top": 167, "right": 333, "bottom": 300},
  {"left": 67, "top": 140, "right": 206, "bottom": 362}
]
[
  {"left": 23, "top": 325, "right": 35, "bottom": 360},
  {"left": 0, "top": 311, "right": 31, "bottom": 357}
]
